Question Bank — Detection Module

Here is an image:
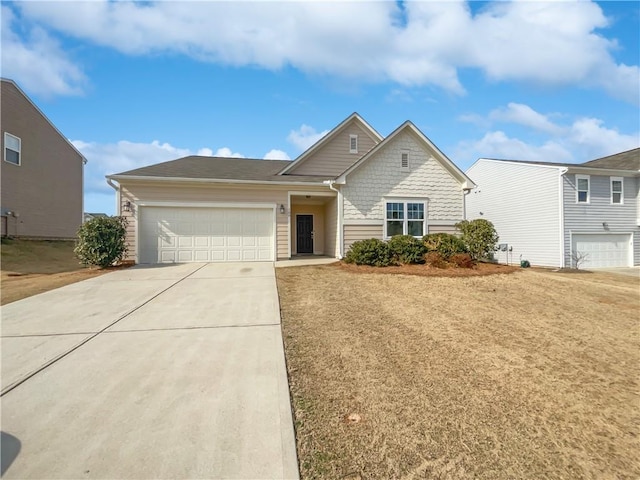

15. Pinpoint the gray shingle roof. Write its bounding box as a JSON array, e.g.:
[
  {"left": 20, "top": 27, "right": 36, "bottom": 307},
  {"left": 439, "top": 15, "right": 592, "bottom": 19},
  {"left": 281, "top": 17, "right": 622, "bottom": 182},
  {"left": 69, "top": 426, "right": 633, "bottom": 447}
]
[
  {"left": 481, "top": 147, "right": 640, "bottom": 171},
  {"left": 581, "top": 148, "right": 640, "bottom": 170},
  {"left": 112, "top": 156, "right": 332, "bottom": 183}
]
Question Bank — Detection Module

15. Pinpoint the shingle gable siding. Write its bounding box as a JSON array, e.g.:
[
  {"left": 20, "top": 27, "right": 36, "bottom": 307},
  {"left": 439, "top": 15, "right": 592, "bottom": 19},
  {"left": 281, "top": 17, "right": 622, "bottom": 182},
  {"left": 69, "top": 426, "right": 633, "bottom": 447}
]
[
  {"left": 563, "top": 174, "right": 640, "bottom": 266},
  {"left": 342, "top": 131, "right": 463, "bottom": 222},
  {"left": 287, "top": 122, "right": 379, "bottom": 177}
]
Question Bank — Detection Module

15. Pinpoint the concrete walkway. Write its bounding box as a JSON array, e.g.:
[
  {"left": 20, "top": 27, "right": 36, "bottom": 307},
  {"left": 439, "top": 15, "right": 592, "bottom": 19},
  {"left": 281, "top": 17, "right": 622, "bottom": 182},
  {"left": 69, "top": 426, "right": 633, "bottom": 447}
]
[{"left": 1, "top": 263, "right": 299, "bottom": 479}]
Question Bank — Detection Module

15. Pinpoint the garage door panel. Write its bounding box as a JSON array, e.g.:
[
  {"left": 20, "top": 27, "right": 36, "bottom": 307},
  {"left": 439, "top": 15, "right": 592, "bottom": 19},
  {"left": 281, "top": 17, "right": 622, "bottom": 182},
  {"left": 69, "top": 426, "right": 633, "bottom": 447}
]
[
  {"left": 140, "top": 207, "right": 274, "bottom": 263},
  {"left": 572, "top": 233, "right": 631, "bottom": 268}
]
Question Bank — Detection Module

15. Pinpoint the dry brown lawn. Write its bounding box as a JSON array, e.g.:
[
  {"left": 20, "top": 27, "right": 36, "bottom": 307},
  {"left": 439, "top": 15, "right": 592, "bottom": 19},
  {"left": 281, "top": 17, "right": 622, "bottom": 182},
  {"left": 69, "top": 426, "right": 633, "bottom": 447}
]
[
  {"left": 277, "top": 264, "right": 640, "bottom": 480},
  {"left": 1, "top": 239, "right": 114, "bottom": 305}
]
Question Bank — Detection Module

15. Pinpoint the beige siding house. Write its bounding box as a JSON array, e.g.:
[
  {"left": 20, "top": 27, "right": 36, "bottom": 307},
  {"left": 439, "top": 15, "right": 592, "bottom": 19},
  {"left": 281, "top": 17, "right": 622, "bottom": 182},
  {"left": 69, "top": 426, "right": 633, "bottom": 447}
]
[
  {"left": 1, "top": 78, "right": 85, "bottom": 239},
  {"left": 107, "top": 113, "right": 474, "bottom": 264}
]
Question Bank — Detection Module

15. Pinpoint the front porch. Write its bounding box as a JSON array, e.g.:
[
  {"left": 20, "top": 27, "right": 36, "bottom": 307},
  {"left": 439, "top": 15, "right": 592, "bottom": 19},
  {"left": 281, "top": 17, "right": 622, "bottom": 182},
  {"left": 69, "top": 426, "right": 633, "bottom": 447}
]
[{"left": 288, "top": 192, "right": 338, "bottom": 259}]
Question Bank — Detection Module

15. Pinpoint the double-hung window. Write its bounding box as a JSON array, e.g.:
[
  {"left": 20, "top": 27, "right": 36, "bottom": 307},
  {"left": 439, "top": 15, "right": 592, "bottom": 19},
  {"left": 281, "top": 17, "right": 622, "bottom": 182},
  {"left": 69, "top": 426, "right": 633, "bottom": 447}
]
[
  {"left": 610, "top": 177, "right": 623, "bottom": 204},
  {"left": 576, "top": 175, "right": 589, "bottom": 203},
  {"left": 385, "top": 200, "right": 426, "bottom": 238},
  {"left": 4, "top": 133, "right": 21, "bottom": 165}
]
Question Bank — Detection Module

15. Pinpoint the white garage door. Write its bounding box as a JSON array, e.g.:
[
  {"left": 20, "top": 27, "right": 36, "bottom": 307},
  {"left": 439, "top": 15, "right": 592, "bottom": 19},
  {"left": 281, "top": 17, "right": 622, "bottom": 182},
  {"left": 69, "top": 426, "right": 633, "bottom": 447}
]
[
  {"left": 571, "top": 233, "right": 632, "bottom": 268},
  {"left": 139, "top": 207, "right": 274, "bottom": 263}
]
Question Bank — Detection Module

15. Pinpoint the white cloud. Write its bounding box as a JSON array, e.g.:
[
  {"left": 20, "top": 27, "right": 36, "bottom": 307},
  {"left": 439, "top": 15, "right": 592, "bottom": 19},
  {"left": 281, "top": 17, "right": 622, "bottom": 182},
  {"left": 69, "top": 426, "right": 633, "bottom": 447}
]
[
  {"left": 213, "top": 147, "right": 244, "bottom": 158},
  {"left": 455, "top": 103, "right": 640, "bottom": 165},
  {"left": 1, "top": 6, "right": 86, "bottom": 97},
  {"left": 456, "top": 131, "right": 573, "bottom": 164},
  {"left": 287, "top": 125, "right": 330, "bottom": 152},
  {"left": 263, "top": 149, "right": 291, "bottom": 161},
  {"left": 13, "top": 1, "right": 639, "bottom": 102},
  {"left": 73, "top": 139, "right": 223, "bottom": 195},
  {"left": 489, "top": 103, "right": 565, "bottom": 135}
]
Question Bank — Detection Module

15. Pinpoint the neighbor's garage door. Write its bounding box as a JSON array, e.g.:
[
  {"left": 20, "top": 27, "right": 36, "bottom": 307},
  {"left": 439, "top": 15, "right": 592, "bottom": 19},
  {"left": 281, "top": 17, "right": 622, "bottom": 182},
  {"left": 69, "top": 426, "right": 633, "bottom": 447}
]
[
  {"left": 571, "top": 233, "right": 632, "bottom": 268},
  {"left": 139, "top": 207, "right": 274, "bottom": 263}
]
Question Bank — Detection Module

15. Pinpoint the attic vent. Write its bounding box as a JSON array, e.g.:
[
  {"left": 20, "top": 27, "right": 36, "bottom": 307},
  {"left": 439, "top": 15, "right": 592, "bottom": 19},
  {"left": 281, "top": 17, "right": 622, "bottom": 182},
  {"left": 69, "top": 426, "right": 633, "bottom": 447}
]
[
  {"left": 349, "top": 135, "right": 358, "bottom": 154},
  {"left": 401, "top": 152, "right": 409, "bottom": 169}
]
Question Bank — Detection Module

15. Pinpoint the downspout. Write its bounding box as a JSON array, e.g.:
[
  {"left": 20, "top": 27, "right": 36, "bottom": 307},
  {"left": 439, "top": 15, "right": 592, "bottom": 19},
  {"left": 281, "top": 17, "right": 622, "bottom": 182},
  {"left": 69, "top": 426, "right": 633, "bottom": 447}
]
[
  {"left": 106, "top": 177, "right": 120, "bottom": 215},
  {"left": 558, "top": 168, "right": 568, "bottom": 268},
  {"left": 325, "top": 180, "right": 343, "bottom": 259},
  {"left": 462, "top": 187, "right": 472, "bottom": 220},
  {"left": 81, "top": 157, "right": 87, "bottom": 226}
]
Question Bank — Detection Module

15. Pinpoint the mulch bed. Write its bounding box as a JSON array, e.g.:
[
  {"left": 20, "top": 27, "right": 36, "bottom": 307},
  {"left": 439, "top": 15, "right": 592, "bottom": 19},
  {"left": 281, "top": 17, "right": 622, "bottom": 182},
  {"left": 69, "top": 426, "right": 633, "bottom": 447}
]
[{"left": 335, "top": 261, "right": 520, "bottom": 277}]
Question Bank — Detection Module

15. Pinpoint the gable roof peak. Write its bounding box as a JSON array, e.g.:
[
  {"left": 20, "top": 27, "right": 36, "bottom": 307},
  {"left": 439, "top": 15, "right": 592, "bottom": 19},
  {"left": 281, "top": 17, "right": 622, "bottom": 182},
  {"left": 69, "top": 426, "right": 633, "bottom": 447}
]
[{"left": 277, "top": 112, "right": 383, "bottom": 175}]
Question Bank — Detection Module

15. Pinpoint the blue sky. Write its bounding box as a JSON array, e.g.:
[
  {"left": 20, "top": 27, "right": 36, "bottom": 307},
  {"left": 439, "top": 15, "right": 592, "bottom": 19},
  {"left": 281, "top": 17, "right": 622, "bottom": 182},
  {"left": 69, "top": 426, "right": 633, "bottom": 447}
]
[{"left": 2, "top": 1, "right": 639, "bottom": 214}]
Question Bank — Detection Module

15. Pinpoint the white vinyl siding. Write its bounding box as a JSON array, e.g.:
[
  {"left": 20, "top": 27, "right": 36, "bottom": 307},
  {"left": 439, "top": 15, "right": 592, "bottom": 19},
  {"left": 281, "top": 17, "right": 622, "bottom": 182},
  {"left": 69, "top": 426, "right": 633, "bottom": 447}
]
[
  {"left": 576, "top": 174, "right": 590, "bottom": 203},
  {"left": 4, "top": 132, "right": 20, "bottom": 165},
  {"left": 466, "top": 160, "right": 562, "bottom": 267},
  {"left": 563, "top": 174, "right": 639, "bottom": 267},
  {"left": 610, "top": 177, "right": 623, "bottom": 204}
]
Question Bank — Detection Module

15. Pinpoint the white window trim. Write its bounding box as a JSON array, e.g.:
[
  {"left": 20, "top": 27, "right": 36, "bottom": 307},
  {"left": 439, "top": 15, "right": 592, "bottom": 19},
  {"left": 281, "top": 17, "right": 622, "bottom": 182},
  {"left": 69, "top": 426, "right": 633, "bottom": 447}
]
[
  {"left": 610, "top": 176, "right": 624, "bottom": 205},
  {"left": 576, "top": 174, "right": 590, "bottom": 204},
  {"left": 4, "top": 132, "right": 21, "bottom": 166},
  {"left": 400, "top": 150, "right": 410, "bottom": 172},
  {"left": 383, "top": 198, "right": 428, "bottom": 239},
  {"left": 349, "top": 134, "right": 358, "bottom": 154}
]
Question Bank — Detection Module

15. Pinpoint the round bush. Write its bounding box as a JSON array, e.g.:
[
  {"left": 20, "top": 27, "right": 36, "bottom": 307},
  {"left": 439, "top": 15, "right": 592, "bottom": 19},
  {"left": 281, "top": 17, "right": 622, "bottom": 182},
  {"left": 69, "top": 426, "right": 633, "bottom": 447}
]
[
  {"left": 75, "top": 216, "right": 128, "bottom": 268},
  {"left": 422, "top": 233, "right": 467, "bottom": 259},
  {"left": 387, "top": 235, "right": 426, "bottom": 264},
  {"left": 344, "top": 238, "right": 393, "bottom": 267},
  {"left": 455, "top": 219, "right": 499, "bottom": 261}
]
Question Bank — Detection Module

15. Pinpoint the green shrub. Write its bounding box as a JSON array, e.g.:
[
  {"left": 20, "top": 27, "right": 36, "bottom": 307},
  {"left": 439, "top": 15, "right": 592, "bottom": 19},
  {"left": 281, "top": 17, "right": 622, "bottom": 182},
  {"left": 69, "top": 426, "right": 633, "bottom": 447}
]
[
  {"left": 455, "top": 219, "right": 499, "bottom": 261},
  {"left": 425, "top": 252, "right": 448, "bottom": 268},
  {"left": 387, "top": 235, "right": 426, "bottom": 264},
  {"left": 344, "top": 238, "right": 393, "bottom": 267},
  {"left": 75, "top": 216, "right": 128, "bottom": 268},
  {"left": 422, "top": 233, "right": 467, "bottom": 259},
  {"left": 449, "top": 253, "right": 475, "bottom": 268}
]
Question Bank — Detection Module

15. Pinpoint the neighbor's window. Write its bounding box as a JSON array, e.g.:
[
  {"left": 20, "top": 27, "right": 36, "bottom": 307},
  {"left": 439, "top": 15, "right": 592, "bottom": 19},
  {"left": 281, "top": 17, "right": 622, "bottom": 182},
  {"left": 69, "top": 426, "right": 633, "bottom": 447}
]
[
  {"left": 4, "top": 133, "right": 21, "bottom": 165},
  {"left": 576, "top": 175, "right": 589, "bottom": 203},
  {"left": 385, "top": 200, "right": 426, "bottom": 237},
  {"left": 349, "top": 134, "right": 358, "bottom": 154},
  {"left": 611, "top": 177, "right": 623, "bottom": 204}
]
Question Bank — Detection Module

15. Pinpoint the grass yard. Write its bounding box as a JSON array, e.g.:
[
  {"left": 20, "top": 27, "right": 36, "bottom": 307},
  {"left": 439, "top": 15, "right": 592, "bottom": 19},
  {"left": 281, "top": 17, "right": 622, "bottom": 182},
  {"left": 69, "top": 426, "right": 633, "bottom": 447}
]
[
  {"left": 0, "top": 238, "right": 112, "bottom": 305},
  {"left": 277, "top": 264, "right": 640, "bottom": 479}
]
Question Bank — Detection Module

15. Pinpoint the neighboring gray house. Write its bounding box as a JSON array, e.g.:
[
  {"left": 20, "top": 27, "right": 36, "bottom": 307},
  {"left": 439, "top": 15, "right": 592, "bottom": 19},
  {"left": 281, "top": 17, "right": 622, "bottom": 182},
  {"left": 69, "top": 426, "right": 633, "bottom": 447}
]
[
  {"left": 466, "top": 148, "right": 640, "bottom": 268},
  {"left": 1, "top": 78, "right": 86, "bottom": 239},
  {"left": 107, "top": 113, "right": 475, "bottom": 264}
]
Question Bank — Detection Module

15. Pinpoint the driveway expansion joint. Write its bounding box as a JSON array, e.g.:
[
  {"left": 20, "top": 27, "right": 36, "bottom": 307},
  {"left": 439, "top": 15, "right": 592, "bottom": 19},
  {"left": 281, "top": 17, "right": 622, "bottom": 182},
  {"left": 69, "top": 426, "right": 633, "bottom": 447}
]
[{"left": 1, "top": 263, "right": 209, "bottom": 397}]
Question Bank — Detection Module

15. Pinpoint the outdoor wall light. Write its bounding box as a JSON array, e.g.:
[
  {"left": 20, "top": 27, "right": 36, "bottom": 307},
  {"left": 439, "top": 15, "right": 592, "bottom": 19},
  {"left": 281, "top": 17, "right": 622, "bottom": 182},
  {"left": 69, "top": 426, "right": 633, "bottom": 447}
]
[
  {"left": 123, "top": 200, "right": 131, "bottom": 212},
  {"left": 602, "top": 222, "right": 609, "bottom": 229},
  {"left": 279, "top": 204, "right": 286, "bottom": 214}
]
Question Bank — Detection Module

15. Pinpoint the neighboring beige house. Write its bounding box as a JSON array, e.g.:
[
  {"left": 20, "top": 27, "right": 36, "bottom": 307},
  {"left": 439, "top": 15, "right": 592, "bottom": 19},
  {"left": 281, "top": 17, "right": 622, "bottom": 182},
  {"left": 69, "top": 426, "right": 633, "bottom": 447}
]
[
  {"left": 107, "top": 113, "right": 475, "bottom": 263},
  {"left": 1, "top": 78, "right": 86, "bottom": 239}
]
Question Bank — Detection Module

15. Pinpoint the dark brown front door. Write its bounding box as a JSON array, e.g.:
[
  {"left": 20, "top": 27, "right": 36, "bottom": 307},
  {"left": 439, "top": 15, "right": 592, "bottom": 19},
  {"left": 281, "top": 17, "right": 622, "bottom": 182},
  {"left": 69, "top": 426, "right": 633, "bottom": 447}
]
[{"left": 296, "top": 215, "right": 313, "bottom": 254}]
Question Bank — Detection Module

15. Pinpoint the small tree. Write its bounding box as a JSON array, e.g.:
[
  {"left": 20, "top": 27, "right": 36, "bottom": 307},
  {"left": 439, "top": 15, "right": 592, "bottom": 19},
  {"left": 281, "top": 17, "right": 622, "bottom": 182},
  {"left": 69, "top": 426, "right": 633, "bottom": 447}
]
[
  {"left": 455, "top": 219, "right": 499, "bottom": 261},
  {"left": 75, "top": 216, "right": 128, "bottom": 268},
  {"left": 571, "top": 251, "right": 589, "bottom": 270}
]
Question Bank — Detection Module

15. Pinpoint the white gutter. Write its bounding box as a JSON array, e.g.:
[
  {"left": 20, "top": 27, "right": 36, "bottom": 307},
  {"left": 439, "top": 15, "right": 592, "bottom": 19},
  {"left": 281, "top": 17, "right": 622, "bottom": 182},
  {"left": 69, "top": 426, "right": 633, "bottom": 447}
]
[
  {"left": 325, "top": 180, "right": 343, "bottom": 259},
  {"left": 558, "top": 168, "right": 568, "bottom": 268},
  {"left": 107, "top": 174, "right": 330, "bottom": 187},
  {"left": 106, "top": 177, "right": 120, "bottom": 215}
]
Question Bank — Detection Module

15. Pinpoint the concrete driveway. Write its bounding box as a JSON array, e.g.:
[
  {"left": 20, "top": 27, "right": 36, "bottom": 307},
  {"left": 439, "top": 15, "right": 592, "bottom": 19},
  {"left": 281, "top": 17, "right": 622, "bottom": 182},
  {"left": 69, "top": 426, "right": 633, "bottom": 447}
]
[{"left": 1, "top": 263, "right": 299, "bottom": 479}]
